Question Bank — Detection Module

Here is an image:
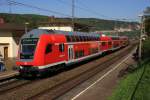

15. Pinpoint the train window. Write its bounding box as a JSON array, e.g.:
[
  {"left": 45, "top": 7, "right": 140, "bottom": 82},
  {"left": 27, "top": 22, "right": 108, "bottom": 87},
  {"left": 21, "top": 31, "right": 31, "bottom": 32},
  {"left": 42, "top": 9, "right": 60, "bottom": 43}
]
[
  {"left": 78, "top": 36, "right": 81, "bottom": 42},
  {"left": 80, "top": 36, "right": 83, "bottom": 41},
  {"left": 87, "top": 36, "right": 90, "bottom": 41},
  {"left": 91, "top": 37, "right": 93, "bottom": 41},
  {"left": 95, "top": 37, "right": 97, "bottom": 41},
  {"left": 75, "top": 36, "right": 78, "bottom": 42},
  {"left": 79, "top": 36, "right": 81, "bottom": 41},
  {"left": 59, "top": 43, "right": 64, "bottom": 52},
  {"left": 73, "top": 36, "right": 77, "bottom": 42},
  {"left": 93, "top": 37, "right": 95, "bottom": 41},
  {"left": 79, "top": 50, "right": 84, "bottom": 57},
  {"left": 86, "top": 36, "right": 88, "bottom": 41},
  {"left": 66, "top": 35, "right": 71, "bottom": 42},
  {"left": 83, "top": 36, "right": 86, "bottom": 41},
  {"left": 45, "top": 44, "right": 52, "bottom": 54},
  {"left": 85, "top": 36, "right": 88, "bottom": 41},
  {"left": 71, "top": 36, "right": 73, "bottom": 42},
  {"left": 84, "top": 36, "right": 86, "bottom": 41},
  {"left": 89, "top": 36, "right": 91, "bottom": 41},
  {"left": 102, "top": 42, "right": 106, "bottom": 46},
  {"left": 96, "top": 37, "right": 98, "bottom": 41},
  {"left": 70, "top": 36, "right": 75, "bottom": 42},
  {"left": 108, "top": 42, "right": 112, "bottom": 45},
  {"left": 81, "top": 36, "right": 84, "bottom": 41},
  {"left": 90, "top": 36, "right": 93, "bottom": 41}
]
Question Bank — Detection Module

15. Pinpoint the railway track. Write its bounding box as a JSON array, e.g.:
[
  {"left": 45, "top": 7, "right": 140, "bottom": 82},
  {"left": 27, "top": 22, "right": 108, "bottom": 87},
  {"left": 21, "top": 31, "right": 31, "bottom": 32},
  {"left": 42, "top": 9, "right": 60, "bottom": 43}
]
[
  {"left": 28, "top": 45, "right": 136, "bottom": 100},
  {"left": 0, "top": 78, "right": 30, "bottom": 94},
  {"left": 0, "top": 44, "right": 136, "bottom": 100}
]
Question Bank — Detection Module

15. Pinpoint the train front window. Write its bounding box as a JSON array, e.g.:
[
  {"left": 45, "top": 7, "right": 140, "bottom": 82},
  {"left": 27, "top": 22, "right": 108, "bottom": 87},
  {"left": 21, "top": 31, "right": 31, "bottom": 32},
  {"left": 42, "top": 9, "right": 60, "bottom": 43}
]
[
  {"left": 21, "top": 38, "right": 38, "bottom": 54},
  {"left": 22, "top": 44, "right": 36, "bottom": 54},
  {"left": 20, "top": 38, "right": 38, "bottom": 59},
  {"left": 45, "top": 44, "right": 52, "bottom": 54}
]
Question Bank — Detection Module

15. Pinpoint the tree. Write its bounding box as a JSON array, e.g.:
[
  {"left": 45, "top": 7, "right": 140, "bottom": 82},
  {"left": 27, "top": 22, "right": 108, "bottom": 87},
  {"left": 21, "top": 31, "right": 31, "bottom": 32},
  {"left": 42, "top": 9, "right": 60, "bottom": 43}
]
[
  {"left": 144, "top": 7, "right": 150, "bottom": 13},
  {"left": 144, "top": 7, "right": 150, "bottom": 36}
]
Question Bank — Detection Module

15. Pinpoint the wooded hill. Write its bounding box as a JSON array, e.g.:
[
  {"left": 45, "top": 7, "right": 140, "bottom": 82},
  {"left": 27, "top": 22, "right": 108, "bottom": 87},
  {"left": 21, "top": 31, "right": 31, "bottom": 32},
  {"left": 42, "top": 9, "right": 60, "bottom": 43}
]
[{"left": 0, "top": 13, "right": 139, "bottom": 31}]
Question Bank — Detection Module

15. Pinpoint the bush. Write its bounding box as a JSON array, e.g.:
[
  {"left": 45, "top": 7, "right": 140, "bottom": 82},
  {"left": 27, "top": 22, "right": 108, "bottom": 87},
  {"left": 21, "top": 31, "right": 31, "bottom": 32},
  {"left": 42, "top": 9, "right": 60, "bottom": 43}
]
[{"left": 142, "top": 38, "right": 150, "bottom": 59}]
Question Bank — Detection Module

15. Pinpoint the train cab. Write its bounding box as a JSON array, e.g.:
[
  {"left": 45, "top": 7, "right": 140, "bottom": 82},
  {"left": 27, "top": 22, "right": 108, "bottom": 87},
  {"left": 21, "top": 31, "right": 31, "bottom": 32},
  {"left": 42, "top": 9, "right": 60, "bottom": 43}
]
[{"left": 16, "top": 29, "right": 67, "bottom": 75}]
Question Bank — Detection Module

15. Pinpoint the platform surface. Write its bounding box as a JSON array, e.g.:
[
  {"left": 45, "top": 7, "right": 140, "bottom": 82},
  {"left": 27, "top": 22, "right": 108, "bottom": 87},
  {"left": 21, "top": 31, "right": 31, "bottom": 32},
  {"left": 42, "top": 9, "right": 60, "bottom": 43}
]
[{"left": 0, "top": 70, "right": 19, "bottom": 81}]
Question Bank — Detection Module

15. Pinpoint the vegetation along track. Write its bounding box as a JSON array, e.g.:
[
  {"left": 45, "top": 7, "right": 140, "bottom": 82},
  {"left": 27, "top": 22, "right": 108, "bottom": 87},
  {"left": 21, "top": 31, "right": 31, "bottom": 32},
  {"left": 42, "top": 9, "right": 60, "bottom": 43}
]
[{"left": 28, "top": 44, "right": 136, "bottom": 100}]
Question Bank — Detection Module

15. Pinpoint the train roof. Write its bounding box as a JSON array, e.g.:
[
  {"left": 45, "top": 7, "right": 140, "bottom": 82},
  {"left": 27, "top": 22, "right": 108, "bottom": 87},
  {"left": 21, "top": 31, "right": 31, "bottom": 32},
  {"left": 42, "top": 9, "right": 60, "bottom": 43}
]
[
  {"left": 22, "top": 29, "right": 100, "bottom": 39},
  {"left": 100, "top": 35, "right": 112, "bottom": 41}
]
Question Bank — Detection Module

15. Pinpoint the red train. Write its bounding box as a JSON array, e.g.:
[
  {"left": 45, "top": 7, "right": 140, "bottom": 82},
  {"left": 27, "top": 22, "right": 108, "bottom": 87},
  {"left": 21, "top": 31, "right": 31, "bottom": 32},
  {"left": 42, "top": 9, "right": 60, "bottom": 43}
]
[{"left": 16, "top": 29, "right": 129, "bottom": 76}]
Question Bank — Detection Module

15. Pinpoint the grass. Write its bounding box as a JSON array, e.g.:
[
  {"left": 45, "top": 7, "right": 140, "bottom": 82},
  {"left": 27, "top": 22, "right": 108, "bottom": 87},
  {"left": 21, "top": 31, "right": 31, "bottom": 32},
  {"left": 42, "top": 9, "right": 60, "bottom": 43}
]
[
  {"left": 109, "top": 64, "right": 144, "bottom": 100},
  {"left": 133, "top": 63, "right": 150, "bottom": 100},
  {"left": 109, "top": 38, "right": 150, "bottom": 100},
  {"left": 109, "top": 61, "right": 150, "bottom": 100}
]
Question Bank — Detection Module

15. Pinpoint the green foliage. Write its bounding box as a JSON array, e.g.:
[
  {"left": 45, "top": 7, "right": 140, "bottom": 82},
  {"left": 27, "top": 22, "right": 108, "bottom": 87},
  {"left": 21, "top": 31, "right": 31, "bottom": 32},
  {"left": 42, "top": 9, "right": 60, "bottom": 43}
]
[
  {"left": 133, "top": 63, "right": 150, "bottom": 100},
  {"left": 109, "top": 65, "right": 144, "bottom": 100},
  {"left": 0, "top": 13, "right": 49, "bottom": 28},
  {"left": 144, "top": 7, "right": 150, "bottom": 36},
  {"left": 119, "top": 30, "right": 140, "bottom": 38},
  {"left": 109, "top": 60, "right": 150, "bottom": 100},
  {"left": 0, "top": 13, "right": 138, "bottom": 31},
  {"left": 145, "top": 18, "right": 150, "bottom": 36},
  {"left": 109, "top": 39, "right": 150, "bottom": 100},
  {"left": 74, "top": 18, "right": 138, "bottom": 31},
  {"left": 142, "top": 38, "right": 150, "bottom": 58},
  {"left": 144, "top": 7, "right": 150, "bottom": 14},
  {"left": 104, "top": 30, "right": 140, "bottom": 39}
]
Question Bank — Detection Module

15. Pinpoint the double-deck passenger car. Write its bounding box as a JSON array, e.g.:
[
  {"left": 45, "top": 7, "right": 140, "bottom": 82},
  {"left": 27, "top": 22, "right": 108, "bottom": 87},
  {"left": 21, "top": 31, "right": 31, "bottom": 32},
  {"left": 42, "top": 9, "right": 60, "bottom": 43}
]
[{"left": 16, "top": 29, "right": 129, "bottom": 76}]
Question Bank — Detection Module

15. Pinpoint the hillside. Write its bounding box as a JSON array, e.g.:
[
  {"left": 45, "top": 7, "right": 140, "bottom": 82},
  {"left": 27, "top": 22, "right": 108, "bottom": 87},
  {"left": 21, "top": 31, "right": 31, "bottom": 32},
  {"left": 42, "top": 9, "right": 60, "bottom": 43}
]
[{"left": 0, "top": 13, "right": 138, "bottom": 31}]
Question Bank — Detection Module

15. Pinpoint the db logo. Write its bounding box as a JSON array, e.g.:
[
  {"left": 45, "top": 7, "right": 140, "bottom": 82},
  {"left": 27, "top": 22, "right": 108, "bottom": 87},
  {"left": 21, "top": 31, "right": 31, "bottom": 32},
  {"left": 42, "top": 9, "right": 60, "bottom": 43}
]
[{"left": 25, "top": 62, "right": 27, "bottom": 65}]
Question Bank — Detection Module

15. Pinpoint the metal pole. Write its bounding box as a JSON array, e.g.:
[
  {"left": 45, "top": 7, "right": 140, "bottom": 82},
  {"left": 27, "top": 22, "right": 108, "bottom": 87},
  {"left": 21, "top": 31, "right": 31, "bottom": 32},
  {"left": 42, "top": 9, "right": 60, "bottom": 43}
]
[
  {"left": 25, "top": 22, "right": 29, "bottom": 34},
  {"left": 114, "top": 19, "right": 119, "bottom": 36},
  {"left": 8, "top": 1, "right": 12, "bottom": 14},
  {"left": 143, "top": 17, "right": 145, "bottom": 35},
  {"left": 25, "top": 24, "right": 27, "bottom": 34},
  {"left": 72, "top": 0, "right": 75, "bottom": 32},
  {"left": 139, "top": 16, "right": 143, "bottom": 61}
]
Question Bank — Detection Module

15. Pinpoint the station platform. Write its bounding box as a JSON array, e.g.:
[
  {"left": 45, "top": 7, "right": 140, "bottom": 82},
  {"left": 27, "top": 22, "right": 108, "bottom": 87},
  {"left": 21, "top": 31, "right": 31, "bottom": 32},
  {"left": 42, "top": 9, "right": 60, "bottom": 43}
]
[{"left": 0, "top": 70, "right": 19, "bottom": 81}]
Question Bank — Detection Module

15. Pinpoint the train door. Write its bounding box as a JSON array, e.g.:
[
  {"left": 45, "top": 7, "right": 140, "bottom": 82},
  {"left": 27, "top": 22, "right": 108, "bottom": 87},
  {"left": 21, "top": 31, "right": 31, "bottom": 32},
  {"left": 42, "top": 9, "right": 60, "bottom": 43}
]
[
  {"left": 98, "top": 42, "right": 101, "bottom": 52},
  {"left": 68, "top": 45, "right": 74, "bottom": 61}
]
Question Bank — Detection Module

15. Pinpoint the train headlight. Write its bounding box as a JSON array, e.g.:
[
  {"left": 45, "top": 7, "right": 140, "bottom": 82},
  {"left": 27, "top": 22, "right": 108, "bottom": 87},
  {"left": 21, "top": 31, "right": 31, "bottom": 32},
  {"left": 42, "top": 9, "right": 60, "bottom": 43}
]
[{"left": 20, "top": 66, "right": 23, "bottom": 69}]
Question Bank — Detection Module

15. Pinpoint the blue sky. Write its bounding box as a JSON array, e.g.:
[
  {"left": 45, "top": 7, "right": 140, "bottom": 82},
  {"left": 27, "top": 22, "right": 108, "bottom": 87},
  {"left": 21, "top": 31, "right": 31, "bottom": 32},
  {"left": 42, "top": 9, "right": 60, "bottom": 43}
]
[{"left": 0, "top": 0, "right": 149, "bottom": 21}]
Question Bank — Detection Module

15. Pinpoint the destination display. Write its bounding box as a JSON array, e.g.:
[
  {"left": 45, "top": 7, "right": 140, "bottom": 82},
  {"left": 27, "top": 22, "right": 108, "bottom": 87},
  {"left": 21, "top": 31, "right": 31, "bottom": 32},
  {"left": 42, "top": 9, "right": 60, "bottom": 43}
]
[{"left": 21, "top": 38, "right": 38, "bottom": 44}]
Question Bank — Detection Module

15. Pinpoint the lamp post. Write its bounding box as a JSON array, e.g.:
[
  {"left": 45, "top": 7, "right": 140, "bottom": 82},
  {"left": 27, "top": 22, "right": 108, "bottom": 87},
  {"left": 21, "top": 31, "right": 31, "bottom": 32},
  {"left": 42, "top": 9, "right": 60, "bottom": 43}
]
[
  {"left": 72, "top": 0, "right": 75, "bottom": 32},
  {"left": 138, "top": 14, "right": 143, "bottom": 62},
  {"left": 25, "top": 22, "right": 29, "bottom": 34},
  {"left": 138, "top": 13, "right": 150, "bottom": 61},
  {"left": 114, "top": 19, "right": 118, "bottom": 36}
]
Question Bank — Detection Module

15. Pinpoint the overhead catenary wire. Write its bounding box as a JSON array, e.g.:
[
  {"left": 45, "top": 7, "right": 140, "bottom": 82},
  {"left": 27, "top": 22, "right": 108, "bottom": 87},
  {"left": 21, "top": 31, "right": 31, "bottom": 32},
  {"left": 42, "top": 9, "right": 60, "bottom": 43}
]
[
  {"left": 6, "top": 0, "right": 72, "bottom": 17},
  {"left": 56, "top": 0, "right": 109, "bottom": 19},
  {"left": 56, "top": 0, "right": 138, "bottom": 21},
  {"left": 2, "top": 0, "right": 138, "bottom": 22}
]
